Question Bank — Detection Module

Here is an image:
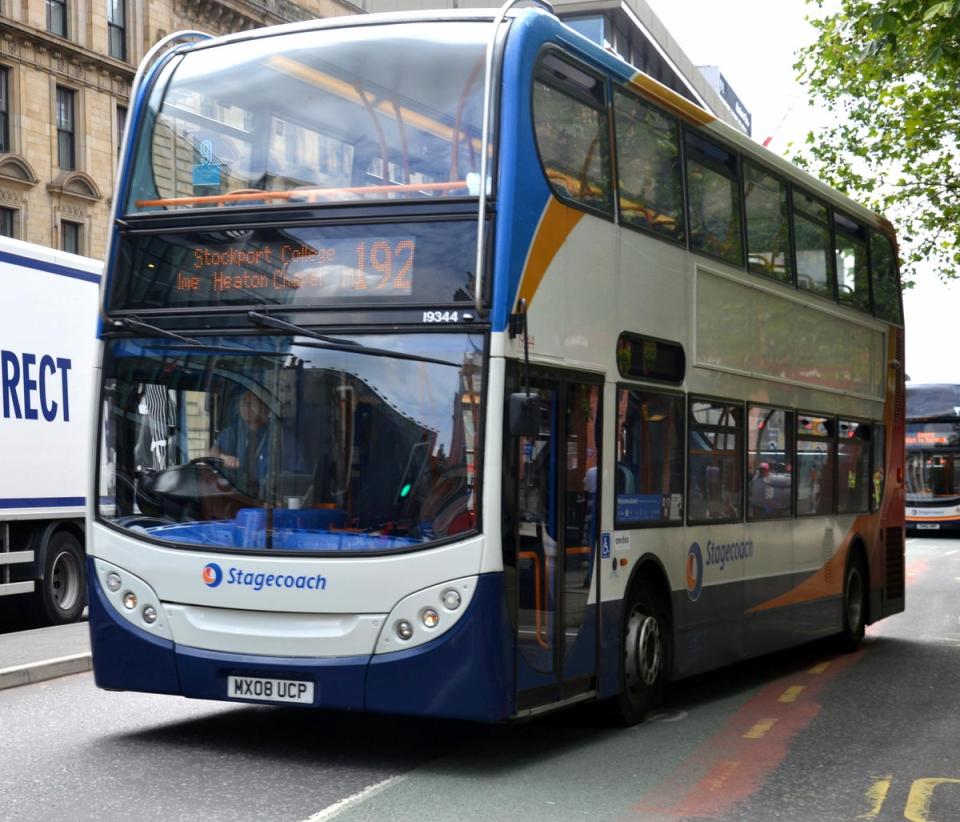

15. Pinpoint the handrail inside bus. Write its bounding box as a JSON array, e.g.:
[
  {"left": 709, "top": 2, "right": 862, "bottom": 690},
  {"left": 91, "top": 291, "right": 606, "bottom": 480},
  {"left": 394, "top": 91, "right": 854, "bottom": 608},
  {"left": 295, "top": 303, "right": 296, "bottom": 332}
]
[
  {"left": 134, "top": 180, "right": 471, "bottom": 209},
  {"left": 475, "top": 0, "right": 555, "bottom": 316}
]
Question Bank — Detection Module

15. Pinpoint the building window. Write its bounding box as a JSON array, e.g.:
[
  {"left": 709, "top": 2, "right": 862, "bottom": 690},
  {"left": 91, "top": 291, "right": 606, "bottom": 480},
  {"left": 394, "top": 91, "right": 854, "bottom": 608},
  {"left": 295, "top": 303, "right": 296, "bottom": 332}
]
[
  {"left": 47, "top": 0, "right": 68, "bottom": 38},
  {"left": 56, "top": 86, "right": 76, "bottom": 170},
  {"left": 0, "top": 207, "right": 15, "bottom": 238},
  {"left": 116, "top": 104, "right": 127, "bottom": 160},
  {"left": 108, "top": 0, "right": 126, "bottom": 61},
  {"left": 61, "top": 220, "right": 81, "bottom": 254},
  {"left": 0, "top": 68, "right": 8, "bottom": 153}
]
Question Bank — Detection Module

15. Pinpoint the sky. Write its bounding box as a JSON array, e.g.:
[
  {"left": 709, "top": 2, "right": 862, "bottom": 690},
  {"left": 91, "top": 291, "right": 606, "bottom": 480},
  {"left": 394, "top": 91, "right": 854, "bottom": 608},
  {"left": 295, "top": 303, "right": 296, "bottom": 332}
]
[{"left": 644, "top": 0, "right": 957, "bottom": 385}]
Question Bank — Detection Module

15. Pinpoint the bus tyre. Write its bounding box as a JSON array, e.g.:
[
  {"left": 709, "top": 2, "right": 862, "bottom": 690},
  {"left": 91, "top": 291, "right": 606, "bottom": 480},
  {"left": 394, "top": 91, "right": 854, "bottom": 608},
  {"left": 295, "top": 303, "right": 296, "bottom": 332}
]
[
  {"left": 27, "top": 531, "right": 87, "bottom": 627},
  {"left": 605, "top": 578, "right": 669, "bottom": 726},
  {"left": 835, "top": 554, "right": 867, "bottom": 653}
]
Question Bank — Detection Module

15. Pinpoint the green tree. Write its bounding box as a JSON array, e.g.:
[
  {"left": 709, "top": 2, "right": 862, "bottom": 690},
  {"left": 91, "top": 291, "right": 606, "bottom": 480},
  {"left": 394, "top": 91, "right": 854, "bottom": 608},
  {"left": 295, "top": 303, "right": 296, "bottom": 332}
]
[{"left": 793, "top": 0, "right": 960, "bottom": 283}]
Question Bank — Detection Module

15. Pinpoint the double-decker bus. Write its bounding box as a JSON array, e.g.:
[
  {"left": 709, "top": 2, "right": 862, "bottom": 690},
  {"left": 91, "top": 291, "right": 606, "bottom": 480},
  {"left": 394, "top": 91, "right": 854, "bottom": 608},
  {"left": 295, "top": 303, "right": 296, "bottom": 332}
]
[
  {"left": 89, "top": 4, "right": 905, "bottom": 724},
  {"left": 905, "top": 383, "right": 960, "bottom": 533}
]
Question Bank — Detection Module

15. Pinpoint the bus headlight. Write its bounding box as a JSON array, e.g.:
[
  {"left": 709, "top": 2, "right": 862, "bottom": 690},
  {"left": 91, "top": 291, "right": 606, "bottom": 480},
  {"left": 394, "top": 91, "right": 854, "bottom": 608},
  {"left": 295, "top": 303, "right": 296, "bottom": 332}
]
[
  {"left": 375, "top": 575, "right": 478, "bottom": 655},
  {"left": 442, "top": 589, "right": 462, "bottom": 611},
  {"left": 93, "top": 558, "right": 172, "bottom": 640}
]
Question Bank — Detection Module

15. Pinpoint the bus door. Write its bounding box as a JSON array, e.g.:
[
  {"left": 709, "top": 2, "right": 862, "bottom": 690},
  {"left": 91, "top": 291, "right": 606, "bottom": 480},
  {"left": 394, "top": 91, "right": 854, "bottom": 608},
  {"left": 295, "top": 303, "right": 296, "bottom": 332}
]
[{"left": 507, "top": 368, "right": 601, "bottom": 710}]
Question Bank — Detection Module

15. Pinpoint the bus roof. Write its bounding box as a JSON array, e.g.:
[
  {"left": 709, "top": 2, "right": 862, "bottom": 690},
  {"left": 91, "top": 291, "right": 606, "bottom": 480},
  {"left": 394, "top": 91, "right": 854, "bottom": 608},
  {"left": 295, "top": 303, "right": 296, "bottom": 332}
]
[{"left": 154, "top": 7, "right": 893, "bottom": 236}]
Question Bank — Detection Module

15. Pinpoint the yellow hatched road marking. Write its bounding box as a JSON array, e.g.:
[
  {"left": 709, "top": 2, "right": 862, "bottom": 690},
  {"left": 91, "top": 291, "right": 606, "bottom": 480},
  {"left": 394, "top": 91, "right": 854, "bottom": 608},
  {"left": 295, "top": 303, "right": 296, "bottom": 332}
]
[
  {"left": 743, "top": 718, "right": 778, "bottom": 739},
  {"left": 779, "top": 685, "right": 805, "bottom": 703},
  {"left": 856, "top": 776, "right": 892, "bottom": 819},
  {"left": 905, "top": 778, "right": 960, "bottom": 822},
  {"left": 808, "top": 662, "right": 830, "bottom": 674}
]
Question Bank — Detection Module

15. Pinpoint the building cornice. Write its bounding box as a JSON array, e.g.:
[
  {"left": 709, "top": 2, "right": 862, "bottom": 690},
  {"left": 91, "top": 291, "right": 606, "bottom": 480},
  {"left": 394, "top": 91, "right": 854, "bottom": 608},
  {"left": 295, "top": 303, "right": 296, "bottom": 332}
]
[{"left": 0, "top": 18, "right": 135, "bottom": 86}]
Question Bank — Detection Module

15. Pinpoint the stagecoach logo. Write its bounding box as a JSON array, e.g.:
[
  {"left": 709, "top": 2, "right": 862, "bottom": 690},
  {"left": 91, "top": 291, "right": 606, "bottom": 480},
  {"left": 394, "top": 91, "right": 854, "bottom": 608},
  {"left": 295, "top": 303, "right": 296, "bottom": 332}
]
[
  {"left": 202, "top": 563, "right": 224, "bottom": 588},
  {"left": 686, "top": 542, "right": 703, "bottom": 602}
]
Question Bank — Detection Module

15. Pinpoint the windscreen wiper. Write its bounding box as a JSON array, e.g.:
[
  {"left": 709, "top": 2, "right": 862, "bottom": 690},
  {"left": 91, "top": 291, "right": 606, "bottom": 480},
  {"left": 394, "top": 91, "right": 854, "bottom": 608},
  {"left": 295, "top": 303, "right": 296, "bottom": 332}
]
[
  {"left": 246, "top": 310, "right": 461, "bottom": 367},
  {"left": 108, "top": 315, "right": 286, "bottom": 356},
  {"left": 110, "top": 315, "right": 202, "bottom": 345}
]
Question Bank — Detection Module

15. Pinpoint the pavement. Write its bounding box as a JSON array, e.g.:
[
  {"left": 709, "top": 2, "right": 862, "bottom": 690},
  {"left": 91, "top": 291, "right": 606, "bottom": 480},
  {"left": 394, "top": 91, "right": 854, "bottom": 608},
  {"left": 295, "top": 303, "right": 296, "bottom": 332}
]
[{"left": 0, "top": 620, "right": 91, "bottom": 691}]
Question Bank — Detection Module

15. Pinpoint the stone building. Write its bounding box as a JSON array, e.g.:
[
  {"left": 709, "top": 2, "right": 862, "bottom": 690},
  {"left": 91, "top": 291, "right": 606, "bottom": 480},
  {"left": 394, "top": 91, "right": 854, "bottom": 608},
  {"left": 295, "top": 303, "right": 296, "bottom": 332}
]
[{"left": 0, "top": 0, "right": 358, "bottom": 259}]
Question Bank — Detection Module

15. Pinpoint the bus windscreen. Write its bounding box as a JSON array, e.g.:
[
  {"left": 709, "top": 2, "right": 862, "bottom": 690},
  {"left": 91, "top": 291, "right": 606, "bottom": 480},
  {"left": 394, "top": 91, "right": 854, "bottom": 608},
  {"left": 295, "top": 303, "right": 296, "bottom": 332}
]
[{"left": 125, "top": 21, "right": 488, "bottom": 213}]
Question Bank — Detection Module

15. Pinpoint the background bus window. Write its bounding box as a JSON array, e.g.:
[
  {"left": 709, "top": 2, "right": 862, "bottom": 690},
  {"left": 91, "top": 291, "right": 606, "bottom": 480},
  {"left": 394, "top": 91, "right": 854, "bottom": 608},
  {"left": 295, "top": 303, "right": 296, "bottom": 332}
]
[
  {"left": 615, "top": 388, "right": 684, "bottom": 526},
  {"left": 870, "top": 230, "right": 903, "bottom": 323},
  {"left": 835, "top": 213, "right": 870, "bottom": 312},
  {"left": 837, "top": 420, "right": 871, "bottom": 514},
  {"left": 747, "top": 406, "right": 793, "bottom": 519},
  {"left": 684, "top": 132, "right": 743, "bottom": 266},
  {"left": 613, "top": 89, "right": 684, "bottom": 242},
  {"left": 796, "top": 414, "right": 835, "bottom": 516},
  {"left": 687, "top": 399, "right": 742, "bottom": 522},
  {"left": 533, "top": 56, "right": 612, "bottom": 215},
  {"left": 744, "top": 162, "right": 792, "bottom": 284},
  {"left": 793, "top": 190, "right": 834, "bottom": 299}
]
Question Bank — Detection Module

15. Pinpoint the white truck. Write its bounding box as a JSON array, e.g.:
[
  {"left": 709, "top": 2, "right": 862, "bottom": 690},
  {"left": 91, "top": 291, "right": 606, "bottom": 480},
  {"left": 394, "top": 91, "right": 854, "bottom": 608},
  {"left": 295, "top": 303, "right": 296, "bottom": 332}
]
[{"left": 0, "top": 235, "right": 100, "bottom": 626}]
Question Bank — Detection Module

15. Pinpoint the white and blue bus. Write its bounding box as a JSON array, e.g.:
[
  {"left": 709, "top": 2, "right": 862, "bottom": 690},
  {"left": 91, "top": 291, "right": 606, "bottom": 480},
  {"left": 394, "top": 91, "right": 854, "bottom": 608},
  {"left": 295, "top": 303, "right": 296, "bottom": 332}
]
[
  {"left": 905, "top": 383, "right": 960, "bottom": 532},
  {"left": 89, "top": 4, "right": 905, "bottom": 723}
]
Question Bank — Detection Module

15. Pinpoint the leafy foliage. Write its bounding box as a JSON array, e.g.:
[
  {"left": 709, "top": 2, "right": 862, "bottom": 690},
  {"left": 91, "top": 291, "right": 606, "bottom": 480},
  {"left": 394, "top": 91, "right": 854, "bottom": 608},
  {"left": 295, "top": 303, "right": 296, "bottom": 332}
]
[{"left": 793, "top": 0, "right": 960, "bottom": 283}]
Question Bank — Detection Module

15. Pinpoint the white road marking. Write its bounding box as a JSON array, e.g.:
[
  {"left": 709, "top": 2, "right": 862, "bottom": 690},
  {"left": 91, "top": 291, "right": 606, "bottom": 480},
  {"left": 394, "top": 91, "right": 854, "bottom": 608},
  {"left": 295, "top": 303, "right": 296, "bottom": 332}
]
[{"left": 301, "top": 775, "right": 407, "bottom": 821}]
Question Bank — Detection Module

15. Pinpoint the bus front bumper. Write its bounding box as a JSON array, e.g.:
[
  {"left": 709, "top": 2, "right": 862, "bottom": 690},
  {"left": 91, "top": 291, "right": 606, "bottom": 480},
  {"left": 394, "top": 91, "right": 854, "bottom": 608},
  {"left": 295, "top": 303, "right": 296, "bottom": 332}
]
[{"left": 88, "top": 562, "right": 514, "bottom": 722}]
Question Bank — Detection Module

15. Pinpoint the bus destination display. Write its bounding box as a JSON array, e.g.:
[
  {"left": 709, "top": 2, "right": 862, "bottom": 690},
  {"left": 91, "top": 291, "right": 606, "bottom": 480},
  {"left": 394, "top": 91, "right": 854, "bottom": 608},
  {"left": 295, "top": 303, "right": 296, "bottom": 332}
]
[
  {"left": 113, "top": 220, "right": 477, "bottom": 310},
  {"left": 175, "top": 236, "right": 415, "bottom": 298}
]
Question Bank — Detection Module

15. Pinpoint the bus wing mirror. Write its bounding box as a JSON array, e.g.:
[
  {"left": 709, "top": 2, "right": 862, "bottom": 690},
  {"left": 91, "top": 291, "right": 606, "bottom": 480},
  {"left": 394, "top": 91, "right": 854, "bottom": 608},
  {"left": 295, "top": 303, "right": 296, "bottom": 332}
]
[{"left": 509, "top": 393, "right": 540, "bottom": 438}]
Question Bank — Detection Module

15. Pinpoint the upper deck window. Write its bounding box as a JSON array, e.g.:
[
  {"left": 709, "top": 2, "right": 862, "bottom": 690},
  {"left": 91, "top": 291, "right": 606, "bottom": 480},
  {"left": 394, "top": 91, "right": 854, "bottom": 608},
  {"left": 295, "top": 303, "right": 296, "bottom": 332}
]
[
  {"left": 834, "top": 212, "right": 870, "bottom": 312},
  {"left": 125, "top": 22, "right": 488, "bottom": 214},
  {"left": 614, "top": 88, "right": 683, "bottom": 242},
  {"left": 684, "top": 131, "right": 743, "bottom": 266},
  {"left": 870, "top": 230, "right": 902, "bottom": 323},
  {"left": 533, "top": 54, "right": 613, "bottom": 215},
  {"left": 793, "top": 189, "right": 834, "bottom": 300}
]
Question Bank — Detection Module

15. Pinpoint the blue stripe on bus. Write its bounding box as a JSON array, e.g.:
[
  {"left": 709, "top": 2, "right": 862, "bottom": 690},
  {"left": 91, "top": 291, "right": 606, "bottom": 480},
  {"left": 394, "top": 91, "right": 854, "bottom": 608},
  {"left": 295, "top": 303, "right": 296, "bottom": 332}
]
[
  {"left": 0, "top": 497, "right": 85, "bottom": 509},
  {"left": 0, "top": 249, "right": 100, "bottom": 284}
]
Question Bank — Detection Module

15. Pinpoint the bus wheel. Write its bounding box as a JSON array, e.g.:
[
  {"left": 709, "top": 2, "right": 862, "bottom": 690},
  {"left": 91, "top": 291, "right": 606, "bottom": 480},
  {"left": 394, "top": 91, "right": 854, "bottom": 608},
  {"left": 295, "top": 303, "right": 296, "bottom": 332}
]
[
  {"left": 27, "top": 531, "right": 87, "bottom": 627},
  {"left": 605, "top": 578, "right": 669, "bottom": 726},
  {"left": 835, "top": 553, "right": 867, "bottom": 653}
]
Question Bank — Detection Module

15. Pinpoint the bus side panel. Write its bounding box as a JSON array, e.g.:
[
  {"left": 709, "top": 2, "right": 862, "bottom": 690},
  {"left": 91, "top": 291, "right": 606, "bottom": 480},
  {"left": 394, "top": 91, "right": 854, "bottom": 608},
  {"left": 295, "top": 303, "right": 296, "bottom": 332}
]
[
  {"left": 366, "top": 573, "right": 514, "bottom": 722},
  {"left": 88, "top": 564, "right": 181, "bottom": 695}
]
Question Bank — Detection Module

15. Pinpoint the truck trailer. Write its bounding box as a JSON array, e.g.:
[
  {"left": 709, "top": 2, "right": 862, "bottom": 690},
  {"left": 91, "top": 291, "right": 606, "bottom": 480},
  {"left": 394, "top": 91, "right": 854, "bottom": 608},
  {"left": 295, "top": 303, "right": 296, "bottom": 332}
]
[{"left": 0, "top": 236, "right": 100, "bottom": 626}]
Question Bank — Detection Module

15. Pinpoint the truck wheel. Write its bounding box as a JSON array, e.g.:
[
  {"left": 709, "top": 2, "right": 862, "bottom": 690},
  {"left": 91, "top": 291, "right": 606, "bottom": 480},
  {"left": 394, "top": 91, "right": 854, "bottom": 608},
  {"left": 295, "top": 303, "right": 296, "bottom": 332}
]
[
  {"left": 603, "top": 577, "right": 670, "bottom": 726},
  {"left": 29, "top": 531, "right": 87, "bottom": 626}
]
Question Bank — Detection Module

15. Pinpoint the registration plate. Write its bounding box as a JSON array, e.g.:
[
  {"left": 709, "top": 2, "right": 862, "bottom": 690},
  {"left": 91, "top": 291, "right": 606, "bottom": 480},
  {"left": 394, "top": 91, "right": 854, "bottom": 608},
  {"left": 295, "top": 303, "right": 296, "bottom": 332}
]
[
  {"left": 227, "top": 675, "right": 314, "bottom": 704},
  {"left": 917, "top": 523, "right": 941, "bottom": 530}
]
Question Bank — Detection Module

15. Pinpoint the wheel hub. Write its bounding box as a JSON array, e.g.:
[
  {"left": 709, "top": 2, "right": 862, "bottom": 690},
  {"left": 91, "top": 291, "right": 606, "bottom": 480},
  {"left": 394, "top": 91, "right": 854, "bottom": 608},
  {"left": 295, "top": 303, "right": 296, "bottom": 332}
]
[{"left": 625, "top": 607, "right": 662, "bottom": 690}]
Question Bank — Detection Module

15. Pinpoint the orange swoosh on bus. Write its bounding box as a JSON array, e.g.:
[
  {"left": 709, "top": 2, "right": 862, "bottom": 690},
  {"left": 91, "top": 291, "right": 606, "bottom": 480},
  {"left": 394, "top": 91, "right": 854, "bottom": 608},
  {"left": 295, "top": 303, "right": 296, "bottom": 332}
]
[
  {"left": 686, "top": 553, "right": 698, "bottom": 591},
  {"left": 628, "top": 73, "right": 716, "bottom": 126},
  {"left": 515, "top": 198, "right": 583, "bottom": 309}
]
